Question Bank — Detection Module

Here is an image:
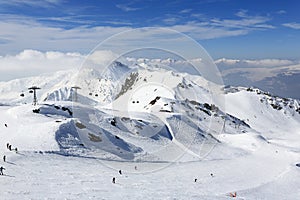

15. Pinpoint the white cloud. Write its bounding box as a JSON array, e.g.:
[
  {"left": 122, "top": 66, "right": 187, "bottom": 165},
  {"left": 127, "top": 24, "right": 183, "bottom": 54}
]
[
  {"left": 215, "top": 58, "right": 297, "bottom": 68},
  {"left": 277, "top": 10, "right": 286, "bottom": 15},
  {"left": 190, "top": 13, "right": 205, "bottom": 19},
  {"left": 180, "top": 9, "right": 192, "bottom": 14},
  {"left": 87, "top": 50, "right": 119, "bottom": 67},
  {"left": 282, "top": 22, "right": 300, "bottom": 30},
  {"left": 171, "top": 22, "right": 249, "bottom": 39},
  {"left": 0, "top": 19, "right": 244, "bottom": 55},
  {"left": 222, "top": 63, "right": 300, "bottom": 82},
  {"left": 244, "top": 59, "right": 295, "bottom": 67},
  {"left": 211, "top": 10, "right": 275, "bottom": 30},
  {"left": 116, "top": 4, "right": 141, "bottom": 12},
  {"left": 163, "top": 17, "right": 180, "bottom": 25},
  {"left": 102, "top": 20, "right": 133, "bottom": 26},
  {"left": 235, "top": 10, "right": 248, "bottom": 18},
  {"left": 0, "top": 0, "right": 62, "bottom": 7},
  {"left": 0, "top": 20, "right": 130, "bottom": 54},
  {"left": 0, "top": 49, "right": 85, "bottom": 81},
  {"left": 168, "top": 11, "right": 274, "bottom": 39},
  {"left": 218, "top": 58, "right": 300, "bottom": 83},
  {"left": 0, "top": 11, "right": 275, "bottom": 55}
]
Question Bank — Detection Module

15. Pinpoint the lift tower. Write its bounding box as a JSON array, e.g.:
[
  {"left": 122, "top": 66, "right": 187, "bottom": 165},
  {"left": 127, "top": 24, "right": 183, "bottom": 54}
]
[
  {"left": 28, "top": 86, "right": 41, "bottom": 106},
  {"left": 71, "top": 86, "right": 81, "bottom": 102}
]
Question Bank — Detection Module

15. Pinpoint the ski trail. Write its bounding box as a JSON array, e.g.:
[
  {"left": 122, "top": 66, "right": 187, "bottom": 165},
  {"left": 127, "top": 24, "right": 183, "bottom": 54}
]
[{"left": 161, "top": 115, "right": 201, "bottom": 159}]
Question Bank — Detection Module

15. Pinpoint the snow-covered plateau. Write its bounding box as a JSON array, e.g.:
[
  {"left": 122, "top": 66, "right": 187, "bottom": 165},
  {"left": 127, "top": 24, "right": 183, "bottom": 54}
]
[{"left": 0, "top": 60, "right": 299, "bottom": 199}]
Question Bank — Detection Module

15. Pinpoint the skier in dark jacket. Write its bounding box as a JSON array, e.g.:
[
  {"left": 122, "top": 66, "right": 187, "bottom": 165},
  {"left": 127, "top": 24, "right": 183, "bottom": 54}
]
[
  {"left": 112, "top": 177, "right": 116, "bottom": 184},
  {"left": 118, "top": 170, "right": 122, "bottom": 175},
  {"left": 3, "top": 155, "right": 6, "bottom": 162},
  {"left": 0, "top": 166, "right": 5, "bottom": 175}
]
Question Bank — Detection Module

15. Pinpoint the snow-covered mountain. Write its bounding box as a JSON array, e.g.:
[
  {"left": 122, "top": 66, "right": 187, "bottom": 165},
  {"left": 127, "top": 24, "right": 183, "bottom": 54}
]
[
  {"left": 0, "top": 60, "right": 299, "bottom": 161},
  {"left": 1, "top": 60, "right": 300, "bottom": 199}
]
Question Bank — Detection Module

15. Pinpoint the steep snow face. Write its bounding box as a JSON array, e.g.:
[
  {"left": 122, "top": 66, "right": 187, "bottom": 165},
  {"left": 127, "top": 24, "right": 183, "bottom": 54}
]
[
  {"left": 75, "top": 62, "right": 134, "bottom": 105},
  {"left": 106, "top": 66, "right": 218, "bottom": 112},
  {"left": 45, "top": 87, "right": 73, "bottom": 102}
]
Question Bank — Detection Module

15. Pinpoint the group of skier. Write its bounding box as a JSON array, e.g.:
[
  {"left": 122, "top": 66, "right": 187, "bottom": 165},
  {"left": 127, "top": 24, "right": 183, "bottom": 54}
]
[
  {"left": 6, "top": 143, "right": 18, "bottom": 152},
  {"left": 112, "top": 169, "right": 123, "bottom": 184},
  {"left": 1, "top": 153, "right": 5, "bottom": 175},
  {"left": 1, "top": 141, "right": 18, "bottom": 176},
  {"left": 112, "top": 167, "right": 138, "bottom": 184}
]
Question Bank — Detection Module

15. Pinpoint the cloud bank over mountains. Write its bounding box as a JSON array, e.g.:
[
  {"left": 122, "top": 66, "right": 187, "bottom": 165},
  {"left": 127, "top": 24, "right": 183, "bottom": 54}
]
[
  {"left": 215, "top": 58, "right": 298, "bottom": 69},
  {"left": 0, "top": 50, "right": 85, "bottom": 80},
  {"left": 217, "top": 58, "right": 300, "bottom": 99}
]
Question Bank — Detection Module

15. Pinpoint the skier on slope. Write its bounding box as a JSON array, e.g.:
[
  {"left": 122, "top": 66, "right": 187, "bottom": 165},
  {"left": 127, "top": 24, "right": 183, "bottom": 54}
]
[
  {"left": 0, "top": 166, "right": 5, "bottom": 175},
  {"left": 3, "top": 155, "right": 6, "bottom": 162}
]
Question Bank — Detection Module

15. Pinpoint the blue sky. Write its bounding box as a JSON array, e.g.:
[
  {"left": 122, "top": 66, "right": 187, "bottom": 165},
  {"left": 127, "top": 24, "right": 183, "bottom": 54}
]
[{"left": 0, "top": 0, "right": 300, "bottom": 59}]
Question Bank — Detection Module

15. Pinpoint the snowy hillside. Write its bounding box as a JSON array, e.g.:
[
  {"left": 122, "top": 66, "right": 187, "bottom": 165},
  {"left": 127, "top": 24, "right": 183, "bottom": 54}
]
[
  {"left": 0, "top": 60, "right": 300, "bottom": 199},
  {"left": 225, "top": 86, "right": 300, "bottom": 149}
]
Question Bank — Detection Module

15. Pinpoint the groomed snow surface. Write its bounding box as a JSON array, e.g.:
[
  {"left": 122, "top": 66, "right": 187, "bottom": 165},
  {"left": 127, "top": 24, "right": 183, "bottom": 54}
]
[
  {"left": 1, "top": 114, "right": 299, "bottom": 200},
  {"left": 0, "top": 65, "right": 300, "bottom": 199},
  {"left": 1, "top": 147, "right": 299, "bottom": 200}
]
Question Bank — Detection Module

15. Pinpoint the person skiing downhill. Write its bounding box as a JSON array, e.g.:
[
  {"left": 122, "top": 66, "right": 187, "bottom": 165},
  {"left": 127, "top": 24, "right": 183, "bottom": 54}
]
[
  {"left": 112, "top": 177, "right": 116, "bottom": 184},
  {"left": 0, "top": 166, "right": 5, "bottom": 175},
  {"left": 3, "top": 155, "right": 6, "bottom": 162}
]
